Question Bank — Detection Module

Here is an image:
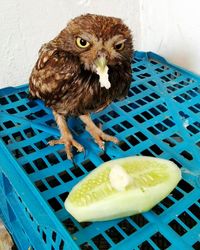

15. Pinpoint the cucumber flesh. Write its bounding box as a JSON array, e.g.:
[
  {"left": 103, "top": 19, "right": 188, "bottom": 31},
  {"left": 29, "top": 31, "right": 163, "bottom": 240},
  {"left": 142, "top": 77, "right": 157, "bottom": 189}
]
[{"left": 65, "top": 156, "right": 181, "bottom": 222}]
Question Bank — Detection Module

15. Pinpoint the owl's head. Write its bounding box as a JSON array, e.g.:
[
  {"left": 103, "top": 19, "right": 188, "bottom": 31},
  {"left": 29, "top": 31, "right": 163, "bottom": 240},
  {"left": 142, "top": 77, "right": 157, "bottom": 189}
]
[{"left": 57, "top": 14, "right": 133, "bottom": 72}]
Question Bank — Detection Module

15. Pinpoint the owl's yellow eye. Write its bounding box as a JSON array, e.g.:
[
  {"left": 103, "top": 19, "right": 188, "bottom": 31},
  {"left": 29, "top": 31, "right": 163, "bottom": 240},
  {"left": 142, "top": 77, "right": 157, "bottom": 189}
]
[
  {"left": 76, "top": 37, "right": 90, "bottom": 48},
  {"left": 114, "top": 42, "right": 125, "bottom": 51}
]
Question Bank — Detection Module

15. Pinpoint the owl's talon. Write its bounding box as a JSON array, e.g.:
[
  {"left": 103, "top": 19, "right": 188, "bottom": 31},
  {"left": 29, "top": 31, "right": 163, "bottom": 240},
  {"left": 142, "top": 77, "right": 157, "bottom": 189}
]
[{"left": 48, "top": 138, "right": 84, "bottom": 160}]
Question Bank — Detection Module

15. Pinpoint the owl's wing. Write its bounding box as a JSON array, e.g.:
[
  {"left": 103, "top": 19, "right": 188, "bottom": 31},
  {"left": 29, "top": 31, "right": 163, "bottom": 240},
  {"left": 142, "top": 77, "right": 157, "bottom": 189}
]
[
  {"left": 30, "top": 43, "right": 80, "bottom": 102},
  {"left": 35, "top": 43, "right": 58, "bottom": 70}
]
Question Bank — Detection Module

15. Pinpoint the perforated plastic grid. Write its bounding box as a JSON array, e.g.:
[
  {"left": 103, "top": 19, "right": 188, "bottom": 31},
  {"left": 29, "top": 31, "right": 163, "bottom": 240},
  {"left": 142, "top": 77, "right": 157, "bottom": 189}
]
[{"left": 0, "top": 51, "right": 200, "bottom": 250}]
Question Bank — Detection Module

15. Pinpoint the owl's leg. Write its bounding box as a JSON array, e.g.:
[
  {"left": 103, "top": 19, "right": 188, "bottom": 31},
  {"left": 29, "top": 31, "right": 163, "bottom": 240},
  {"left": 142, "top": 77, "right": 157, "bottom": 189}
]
[
  {"left": 48, "top": 111, "right": 84, "bottom": 159},
  {"left": 80, "top": 114, "right": 119, "bottom": 150}
]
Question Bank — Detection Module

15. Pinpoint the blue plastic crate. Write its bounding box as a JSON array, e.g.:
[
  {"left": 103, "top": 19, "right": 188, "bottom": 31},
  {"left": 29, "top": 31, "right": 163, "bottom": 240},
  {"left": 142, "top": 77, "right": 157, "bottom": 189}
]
[{"left": 0, "top": 51, "right": 200, "bottom": 250}]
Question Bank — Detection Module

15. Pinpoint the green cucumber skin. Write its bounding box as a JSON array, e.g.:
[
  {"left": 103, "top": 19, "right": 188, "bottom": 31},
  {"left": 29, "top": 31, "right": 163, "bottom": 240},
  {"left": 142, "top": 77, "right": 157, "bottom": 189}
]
[{"left": 65, "top": 156, "right": 182, "bottom": 222}]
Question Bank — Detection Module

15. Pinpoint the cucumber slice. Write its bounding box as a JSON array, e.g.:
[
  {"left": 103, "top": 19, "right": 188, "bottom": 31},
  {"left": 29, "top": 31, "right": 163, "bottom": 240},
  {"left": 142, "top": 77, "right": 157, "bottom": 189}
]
[{"left": 65, "top": 156, "right": 181, "bottom": 222}]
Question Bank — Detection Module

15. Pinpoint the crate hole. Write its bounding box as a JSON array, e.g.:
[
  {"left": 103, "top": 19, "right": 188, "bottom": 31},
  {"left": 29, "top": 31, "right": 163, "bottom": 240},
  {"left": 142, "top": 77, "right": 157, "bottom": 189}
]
[
  {"left": 172, "top": 133, "right": 184, "bottom": 143},
  {"left": 126, "top": 135, "right": 139, "bottom": 146},
  {"left": 46, "top": 119, "right": 57, "bottom": 127},
  {"left": 52, "top": 231, "right": 57, "bottom": 242},
  {"left": 80, "top": 222, "right": 92, "bottom": 228},
  {"left": 100, "top": 115, "right": 111, "bottom": 122},
  {"left": 144, "top": 96, "right": 153, "bottom": 103},
  {"left": 17, "top": 105, "right": 27, "bottom": 112},
  {"left": 48, "top": 198, "right": 62, "bottom": 212},
  {"left": 169, "top": 158, "right": 182, "bottom": 168},
  {"left": 157, "top": 104, "right": 167, "bottom": 112},
  {"left": 150, "top": 59, "right": 158, "bottom": 65},
  {"left": 141, "top": 111, "right": 153, "bottom": 120},
  {"left": 138, "top": 240, "right": 154, "bottom": 250},
  {"left": 0, "top": 97, "right": 9, "bottom": 105},
  {"left": 2, "top": 135, "right": 12, "bottom": 145},
  {"left": 121, "top": 120, "right": 132, "bottom": 129},
  {"left": 27, "top": 101, "right": 37, "bottom": 108},
  {"left": 140, "top": 149, "right": 154, "bottom": 157},
  {"left": 150, "top": 93, "right": 159, "bottom": 100},
  {"left": 82, "top": 160, "right": 96, "bottom": 172},
  {"left": 23, "top": 163, "right": 35, "bottom": 174},
  {"left": 46, "top": 176, "right": 60, "bottom": 188},
  {"left": 180, "top": 150, "right": 193, "bottom": 160},
  {"left": 155, "top": 123, "right": 167, "bottom": 132},
  {"left": 103, "top": 128, "right": 115, "bottom": 136},
  {"left": 34, "top": 141, "right": 47, "bottom": 149},
  {"left": 178, "top": 179, "right": 194, "bottom": 193},
  {"left": 172, "top": 188, "right": 184, "bottom": 200},
  {"left": 150, "top": 144, "right": 163, "bottom": 155},
  {"left": 147, "top": 126, "right": 160, "bottom": 135},
  {"left": 163, "top": 118, "right": 175, "bottom": 127},
  {"left": 59, "top": 192, "right": 69, "bottom": 202},
  {"left": 18, "top": 91, "right": 27, "bottom": 98},
  {"left": 118, "top": 141, "right": 130, "bottom": 151},
  {"left": 46, "top": 154, "right": 59, "bottom": 165},
  {"left": 57, "top": 149, "right": 67, "bottom": 161},
  {"left": 3, "top": 121, "right": 15, "bottom": 129},
  {"left": 108, "top": 110, "right": 119, "bottom": 118},
  {"left": 131, "top": 86, "right": 141, "bottom": 94},
  {"left": 8, "top": 94, "right": 19, "bottom": 102},
  {"left": 163, "top": 138, "right": 176, "bottom": 147},
  {"left": 12, "top": 149, "right": 23, "bottom": 158},
  {"left": 80, "top": 242, "right": 93, "bottom": 250},
  {"left": 63, "top": 218, "right": 78, "bottom": 234},
  {"left": 59, "top": 239, "right": 64, "bottom": 250},
  {"left": 33, "top": 158, "right": 48, "bottom": 170},
  {"left": 92, "top": 234, "right": 111, "bottom": 249},
  {"left": 138, "top": 73, "right": 151, "bottom": 79},
  {"left": 118, "top": 219, "right": 136, "bottom": 236},
  {"left": 134, "top": 114, "right": 145, "bottom": 123},
  {"left": 41, "top": 231, "right": 47, "bottom": 243},
  {"left": 121, "top": 105, "right": 131, "bottom": 112},
  {"left": 13, "top": 132, "right": 25, "bottom": 142},
  {"left": 187, "top": 125, "right": 199, "bottom": 135},
  {"left": 178, "top": 212, "right": 197, "bottom": 229},
  {"left": 0, "top": 125, "right": 3, "bottom": 131},
  {"left": 128, "top": 90, "right": 134, "bottom": 97},
  {"left": 112, "top": 124, "right": 124, "bottom": 133},
  {"left": 70, "top": 166, "right": 84, "bottom": 177},
  {"left": 189, "top": 204, "right": 200, "bottom": 219},
  {"left": 58, "top": 171, "right": 72, "bottom": 183},
  {"left": 130, "top": 214, "right": 148, "bottom": 227},
  {"left": 152, "top": 204, "right": 164, "bottom": 215},
  {"left": 193, "top": 241, "right": 200, "bottom": 250},
  {"left": 99, "top": 152, "right": 111, "bottom": 162},
  {"left": 148, "top": 80, "right": 156, "bottom": 86},
  {"left": 136, "top": 99, "right": 146, "bottom": 106},
  {"left": 189, "top": 105, "right": 199, "bottom": 114},
  {"left": 24, "top": 128, "right": 36, "bottom": 138},
  {"left": 161, "top": 197, "right": 174, "bottom": 208},
  {"left": 23, "top": 145, "right": 36, "bottom": 154},
  {"left": 151, "top": 232, "right": 171, "bottom": 249},
  {"left": 35, "top": 180, "right": 48, "bottom": 192},
  {"left": 34, "top": 109, "right": 47, "bottom": 117},
  {"left": 135, "top": 132, "right": 147, "bottom": 141},
  {"left": 169, "top": 220, "right": 187, "bottom": 236},
  {"left": 106, "top": 227, "right": 124, "bottom": 244},
  {"left": 129, "top": 102, "right": 139, "bottom": 109}
]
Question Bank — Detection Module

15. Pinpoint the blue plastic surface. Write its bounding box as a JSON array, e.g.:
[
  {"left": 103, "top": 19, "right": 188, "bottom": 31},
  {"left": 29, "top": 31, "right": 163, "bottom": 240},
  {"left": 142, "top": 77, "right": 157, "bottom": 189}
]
[{"left": 0, "top": 51, "right": 200, "bottom": 250}]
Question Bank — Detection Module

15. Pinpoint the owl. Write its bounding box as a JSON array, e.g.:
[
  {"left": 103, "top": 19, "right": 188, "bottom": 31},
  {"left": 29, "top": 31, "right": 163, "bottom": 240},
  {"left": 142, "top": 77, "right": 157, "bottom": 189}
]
[{"left": 29, "top": 14, "right": 133, "bottom": 159}]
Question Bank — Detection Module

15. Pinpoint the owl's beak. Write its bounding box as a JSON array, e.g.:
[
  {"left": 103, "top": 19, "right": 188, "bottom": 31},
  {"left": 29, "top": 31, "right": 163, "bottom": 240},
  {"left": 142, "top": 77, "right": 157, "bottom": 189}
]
[{"left": 95, "top": 56, "right": 107, "bottom": 72}]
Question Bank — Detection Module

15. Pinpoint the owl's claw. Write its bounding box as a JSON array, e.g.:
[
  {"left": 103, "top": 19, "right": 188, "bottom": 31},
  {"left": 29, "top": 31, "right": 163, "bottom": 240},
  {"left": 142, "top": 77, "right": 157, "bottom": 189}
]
[
  {"left": 88, "top": 128, "right": 119, "bottom": 150},
  {"left": 48, "top": 137, "right": 84, "bottom": 160}
]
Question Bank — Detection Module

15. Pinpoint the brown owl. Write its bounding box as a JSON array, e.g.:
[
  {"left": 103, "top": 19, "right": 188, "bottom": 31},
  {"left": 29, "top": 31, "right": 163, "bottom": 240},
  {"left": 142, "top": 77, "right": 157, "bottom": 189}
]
[{"left": 29, "top": 14, "right": 133, "bottom": 159}]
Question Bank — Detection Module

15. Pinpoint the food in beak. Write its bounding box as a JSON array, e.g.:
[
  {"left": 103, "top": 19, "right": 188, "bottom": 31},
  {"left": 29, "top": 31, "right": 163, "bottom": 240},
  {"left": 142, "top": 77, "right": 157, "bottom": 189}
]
[{"left": 95, "top": 56, "right": 111, "bottom": 89}]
